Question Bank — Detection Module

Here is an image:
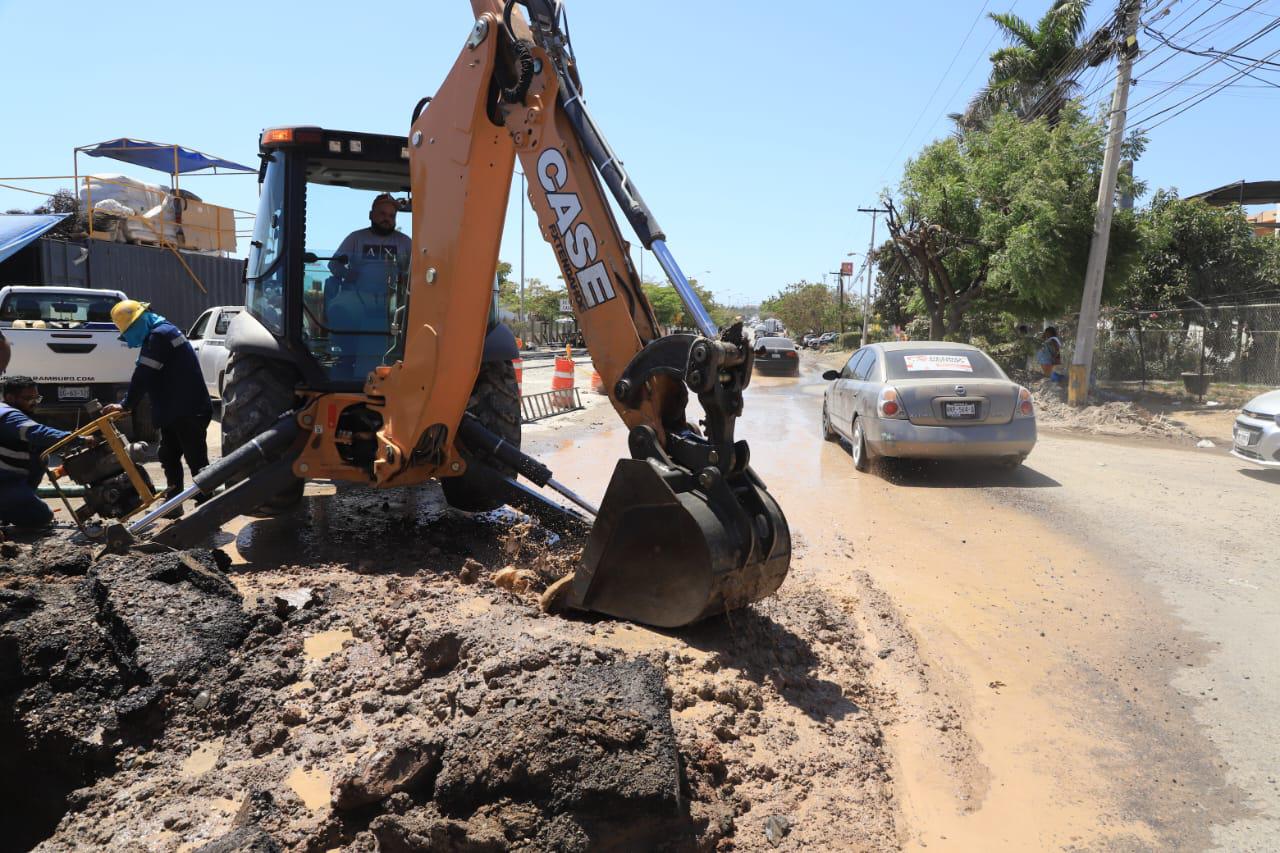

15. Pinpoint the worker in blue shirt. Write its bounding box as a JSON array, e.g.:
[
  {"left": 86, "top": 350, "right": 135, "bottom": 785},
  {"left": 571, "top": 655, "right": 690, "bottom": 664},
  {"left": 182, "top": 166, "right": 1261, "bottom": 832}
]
[
  {"left": 0, "top": 376, "right": 79, "bottom": 529},
  {"left": 103, "top": 301, "right": 213, "bottom": 505}
]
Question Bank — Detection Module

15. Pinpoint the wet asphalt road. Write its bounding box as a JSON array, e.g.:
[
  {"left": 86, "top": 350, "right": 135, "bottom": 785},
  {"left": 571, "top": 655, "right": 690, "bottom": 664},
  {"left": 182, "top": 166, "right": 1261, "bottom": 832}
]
[{"left": 538, "top": 359, "right": 1280, "bottom": 850}]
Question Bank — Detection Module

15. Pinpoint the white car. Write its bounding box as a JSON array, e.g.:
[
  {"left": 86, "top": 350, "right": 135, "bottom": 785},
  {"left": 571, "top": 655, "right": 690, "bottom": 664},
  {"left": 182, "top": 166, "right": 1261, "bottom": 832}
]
[
  {"left": 188, "top": 306, "right": 242, "bottom": 399},
  {"left": 1231, "top": 389, "right": 1280, "bottom": 469},
  {"left": 0, "top": 285, "right": 154, "bottom": 437}
]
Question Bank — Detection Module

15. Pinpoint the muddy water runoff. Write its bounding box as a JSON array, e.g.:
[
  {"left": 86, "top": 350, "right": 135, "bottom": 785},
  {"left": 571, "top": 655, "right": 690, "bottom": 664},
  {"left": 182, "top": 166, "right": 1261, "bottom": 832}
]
[{"left": 534, "top": 361, "right": 1240, "bottom": 850}]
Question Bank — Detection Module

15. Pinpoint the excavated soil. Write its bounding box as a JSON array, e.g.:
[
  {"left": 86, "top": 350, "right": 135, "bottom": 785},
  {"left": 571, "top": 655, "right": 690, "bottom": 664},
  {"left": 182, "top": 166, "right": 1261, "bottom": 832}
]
[
  {"left": 1030, "top": 380, "right": 1205, "bottom": 444},
  {"left": 1, "top": 485, "right": 897, "bottom": 852}
]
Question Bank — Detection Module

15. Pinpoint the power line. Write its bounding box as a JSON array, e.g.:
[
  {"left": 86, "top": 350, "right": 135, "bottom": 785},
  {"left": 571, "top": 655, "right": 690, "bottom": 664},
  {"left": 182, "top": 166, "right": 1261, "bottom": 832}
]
[
  {"left": 877, "top": 2, "right": 992, "bottom": 181},
  {"left": 1021, "top": 5, "right": 1132, "bottom": 123},
  {"left": 1136, "top": 40, "right": 1280, "bottom": 128},
  {"left": 921, "top": 2, "right": 1021, "bottom": 141},
  {"left": 1127, "top": 11, "right": 1280, "bottom": 114}
]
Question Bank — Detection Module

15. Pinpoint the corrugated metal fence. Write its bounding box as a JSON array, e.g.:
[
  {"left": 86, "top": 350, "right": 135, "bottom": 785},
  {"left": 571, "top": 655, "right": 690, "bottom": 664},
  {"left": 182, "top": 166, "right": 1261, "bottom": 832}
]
[{"left": 32, "top": 238, "right": 245, "bottom": 330}]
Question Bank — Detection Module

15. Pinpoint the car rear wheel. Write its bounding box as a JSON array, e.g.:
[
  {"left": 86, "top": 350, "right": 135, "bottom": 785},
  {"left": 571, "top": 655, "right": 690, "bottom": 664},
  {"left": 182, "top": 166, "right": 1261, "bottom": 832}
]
[
  {"left": 852, "top": 418, "right": 871, "bottom": 473},
  {"left": 996, "top": 454, "right": 1025, "bottom": 470},
  {"left": 822, "top": 403, "right": 838, "bottom": 441}
]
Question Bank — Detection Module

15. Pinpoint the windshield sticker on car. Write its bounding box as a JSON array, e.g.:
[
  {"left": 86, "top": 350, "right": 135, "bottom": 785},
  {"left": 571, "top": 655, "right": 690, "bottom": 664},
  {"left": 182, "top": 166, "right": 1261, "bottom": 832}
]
[{"left": 904, "top": 354, "right": 973, "bottom": 373}]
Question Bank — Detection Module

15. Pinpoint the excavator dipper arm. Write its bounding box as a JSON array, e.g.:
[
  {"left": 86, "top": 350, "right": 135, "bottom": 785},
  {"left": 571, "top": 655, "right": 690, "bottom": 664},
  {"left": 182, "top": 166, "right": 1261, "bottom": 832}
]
[
  {"left": 164, "top": 0, "right": 789, "bottom": 628},
  {"left": 483, "top": 0, "right": 789, "bottom": 626}
]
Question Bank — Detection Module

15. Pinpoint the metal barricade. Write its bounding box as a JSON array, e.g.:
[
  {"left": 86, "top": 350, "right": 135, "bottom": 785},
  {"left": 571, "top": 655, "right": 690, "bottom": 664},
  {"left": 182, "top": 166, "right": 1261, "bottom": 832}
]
[{"left": 521, "top": 388, "right": 584, "bottom": 423}]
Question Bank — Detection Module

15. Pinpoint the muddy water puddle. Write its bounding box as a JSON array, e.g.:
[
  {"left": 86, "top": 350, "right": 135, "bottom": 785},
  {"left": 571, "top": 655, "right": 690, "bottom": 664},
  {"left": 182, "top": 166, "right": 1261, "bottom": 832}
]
[
  {"left": 286, "top": 766, "right": 332, "bottom": 811},
  {"left": 303, "top": 628, "right": 353, "bottom": 662},
  {"left": 180, "top": 737, "right": 224, "bottom": 779},
  {"left": 534, "top": 361, "right": 1217, "bottom": 850}
]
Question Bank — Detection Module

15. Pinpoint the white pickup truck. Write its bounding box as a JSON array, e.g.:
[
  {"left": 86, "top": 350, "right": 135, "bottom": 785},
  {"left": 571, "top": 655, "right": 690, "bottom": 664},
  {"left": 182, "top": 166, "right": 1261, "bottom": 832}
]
[
  {"left": 0, "top": 285, "right": 155, "bottom": 439},
  {"left": 187, "top": 305, "right": 242, "bottom": 399}
]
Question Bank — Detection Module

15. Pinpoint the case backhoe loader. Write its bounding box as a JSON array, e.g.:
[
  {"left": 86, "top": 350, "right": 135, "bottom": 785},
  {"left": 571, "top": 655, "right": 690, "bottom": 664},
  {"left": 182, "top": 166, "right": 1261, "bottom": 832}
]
[{"left": 121, "top": 0, "right": 790, "bottom": 628}]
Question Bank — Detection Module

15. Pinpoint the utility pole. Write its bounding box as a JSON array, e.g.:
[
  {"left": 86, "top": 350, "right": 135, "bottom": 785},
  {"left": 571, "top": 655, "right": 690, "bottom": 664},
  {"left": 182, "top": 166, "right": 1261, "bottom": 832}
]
[
  {"left": 828, "top": 270, "right": 847, "bottom": 335},
  {"left": 1070, "top": 0, "right": 1140, "bottom": 406},
  {"left": 857, "top": 206, "right": 889, "bottom": 346}
]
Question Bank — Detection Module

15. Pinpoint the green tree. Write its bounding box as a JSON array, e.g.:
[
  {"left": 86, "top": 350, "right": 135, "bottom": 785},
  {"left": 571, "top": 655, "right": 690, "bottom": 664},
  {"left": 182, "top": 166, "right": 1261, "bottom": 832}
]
[
  {"left": 495, "top": 261, "right": 518, "bottom": 312},
  {"left": 752, "top": 277, "right": 855, "bottom": 333},
  {"left": 13, "top": 188, "right": 84, "bottom": 239},
  {"left": 523, "top": 278, "right": 567, "bottom": 322},
  {"left": 640, "top": 277, "right": 736, "bottom": 330},
  {"left": 885, "top": 105, "right": 1138, "bottom": 339},
  {"left": 1122, "top": 191, "right": 1280, "bottom": 310},
  {"left": 959, "top": 0, "right": 1116, "bottom": 129}
]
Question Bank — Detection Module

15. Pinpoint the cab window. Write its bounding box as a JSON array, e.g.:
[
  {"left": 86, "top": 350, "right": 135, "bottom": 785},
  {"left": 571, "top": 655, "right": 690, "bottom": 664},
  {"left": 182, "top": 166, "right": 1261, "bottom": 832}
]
[
  {"left": 213, "top": 310, "right": 237, "bottom": 336},
  {"left": 856, "top": 351, "right": 878, "bottom": 381},
  {"left": 842, "top": 350, "right": 868, "bottom": 379},
  {"left": 188, "top": 311, "right": 211, "bottom": 340}
]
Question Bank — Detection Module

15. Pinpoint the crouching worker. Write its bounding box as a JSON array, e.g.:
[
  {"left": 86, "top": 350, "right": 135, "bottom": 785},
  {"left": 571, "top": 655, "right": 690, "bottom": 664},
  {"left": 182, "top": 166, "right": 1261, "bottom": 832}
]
[
  {"left": 103, "top": 301, "right": 213, "bottom": 506},
  {"left": 0, "top": 377, "right": 82, "bottom": 530}
]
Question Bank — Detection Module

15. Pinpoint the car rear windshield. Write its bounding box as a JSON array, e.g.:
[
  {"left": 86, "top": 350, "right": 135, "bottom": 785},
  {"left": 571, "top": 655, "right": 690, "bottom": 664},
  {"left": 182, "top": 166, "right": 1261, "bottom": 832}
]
[
  {"left": 0, "top": 293, "right": 118, "bottom": 324},
  {"left": 884, "top": 349, "right": 1004, "bottom": 380},
  {"left": 756, "top": 337, "right": 794, "bottom": 349}
]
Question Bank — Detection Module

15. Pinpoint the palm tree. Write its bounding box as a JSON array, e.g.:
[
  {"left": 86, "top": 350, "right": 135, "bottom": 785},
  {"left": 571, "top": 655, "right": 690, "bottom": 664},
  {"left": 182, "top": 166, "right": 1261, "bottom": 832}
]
[{"left": 957, "top": 0, "right": 1112, "bottom": 129}]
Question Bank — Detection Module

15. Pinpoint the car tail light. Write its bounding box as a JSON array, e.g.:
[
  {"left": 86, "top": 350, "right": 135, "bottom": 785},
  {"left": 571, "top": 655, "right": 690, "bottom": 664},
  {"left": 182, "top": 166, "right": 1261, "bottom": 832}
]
[
  {"left": 785, "top": 351, "right": 798, "bottom": 358},
  {"left": 878, "top": 387, "right": 907, "bottom": 419},
  {"left": 1016, "top": 386, "right": 1034, "bottom": 418}
]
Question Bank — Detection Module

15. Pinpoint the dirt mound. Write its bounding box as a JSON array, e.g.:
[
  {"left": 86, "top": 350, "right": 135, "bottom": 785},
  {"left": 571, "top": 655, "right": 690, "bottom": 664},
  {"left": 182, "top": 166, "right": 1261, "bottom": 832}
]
[
  {"left": 5, "top": 487, "right": 897, "bottom": 851},
  {"left": 1032, "top": 380, "right": 1202, "bottom": 443},
  {"left": 1, "top": 540, "right": 251, "bottom": 850}
]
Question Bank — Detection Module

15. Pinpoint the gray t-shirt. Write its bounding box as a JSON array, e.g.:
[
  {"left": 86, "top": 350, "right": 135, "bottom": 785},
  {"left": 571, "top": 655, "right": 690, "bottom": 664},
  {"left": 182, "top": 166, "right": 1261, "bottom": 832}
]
[{"left": 329, "top": 227, "right": 412, "bottom": 283}]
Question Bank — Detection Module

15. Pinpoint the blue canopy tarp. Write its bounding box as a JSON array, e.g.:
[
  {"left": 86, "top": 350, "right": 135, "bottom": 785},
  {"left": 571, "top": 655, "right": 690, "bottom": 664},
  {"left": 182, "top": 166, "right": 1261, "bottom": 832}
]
[
  {"left": 0, "top": 214, "right": 69, "bottom": 265},
  {"left": 80, "top": 138, "right": 254, "bottom": 175}
]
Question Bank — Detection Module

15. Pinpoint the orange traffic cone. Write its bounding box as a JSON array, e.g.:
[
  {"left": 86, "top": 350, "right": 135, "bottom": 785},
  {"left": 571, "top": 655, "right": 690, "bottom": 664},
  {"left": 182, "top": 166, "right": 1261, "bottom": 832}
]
[{"left": 552, "top": 354, "right": 575, "bottom": 407}]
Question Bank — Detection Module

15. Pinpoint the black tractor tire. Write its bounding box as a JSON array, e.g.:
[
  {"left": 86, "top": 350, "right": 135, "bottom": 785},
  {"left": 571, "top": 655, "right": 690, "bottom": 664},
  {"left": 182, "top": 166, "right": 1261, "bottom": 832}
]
[
  {"left": 441, "top": 360, "right": 522, "bottom": 512},
  {"left": 221, "top": 352, "right": 304, "bottom": 515},
  {"left": 124, "top": 397, "right": 157, "bottom": 443}
]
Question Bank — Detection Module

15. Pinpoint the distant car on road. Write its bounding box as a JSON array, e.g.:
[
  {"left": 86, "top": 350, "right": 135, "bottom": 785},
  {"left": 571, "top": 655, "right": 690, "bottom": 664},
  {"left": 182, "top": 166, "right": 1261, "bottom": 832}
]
[
  {"left": 1231, "top": 389, "right": 1280, "bottom": 468},
  {"left": 188, "top": 305, "right": 242, "bottom": 399},
  {"left": 753, "top": 336, "right": 800, "bottom": 376},
  {"left": 822, "top": 341, "right": 1036, "bottom": 471},
  {"left": 814, "top": 331, "right": 839, "bottom": 348}
]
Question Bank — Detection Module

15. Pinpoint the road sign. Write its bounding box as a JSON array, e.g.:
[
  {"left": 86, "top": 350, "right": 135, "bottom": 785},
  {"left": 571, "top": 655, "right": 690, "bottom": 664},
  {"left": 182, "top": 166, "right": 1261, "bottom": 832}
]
[
  {"left": 559, "top": 298, "right": 572, "bottom": 313},
  {"left": 840, "top": 261, "right": 853, "bottom": 276}
]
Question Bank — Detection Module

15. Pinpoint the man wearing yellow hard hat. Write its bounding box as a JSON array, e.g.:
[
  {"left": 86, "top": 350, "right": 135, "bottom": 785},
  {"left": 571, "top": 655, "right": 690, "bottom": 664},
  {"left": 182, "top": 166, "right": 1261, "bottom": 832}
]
[{"left": 103, "top": 300, "right": 213, "bottom": 512}]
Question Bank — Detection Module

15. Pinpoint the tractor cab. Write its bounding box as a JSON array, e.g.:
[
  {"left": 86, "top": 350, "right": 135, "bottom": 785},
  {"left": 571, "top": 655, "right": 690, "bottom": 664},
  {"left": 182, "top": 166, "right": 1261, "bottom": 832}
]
[{"left": 248, "top": 126, "right": 493, "bottom": 390}]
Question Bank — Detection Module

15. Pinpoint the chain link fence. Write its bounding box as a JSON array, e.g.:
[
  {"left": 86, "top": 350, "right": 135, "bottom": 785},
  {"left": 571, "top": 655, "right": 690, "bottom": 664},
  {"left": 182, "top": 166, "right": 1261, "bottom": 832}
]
[{"left": 1055, "top": 303, "right": 1280, "bottom": 401}]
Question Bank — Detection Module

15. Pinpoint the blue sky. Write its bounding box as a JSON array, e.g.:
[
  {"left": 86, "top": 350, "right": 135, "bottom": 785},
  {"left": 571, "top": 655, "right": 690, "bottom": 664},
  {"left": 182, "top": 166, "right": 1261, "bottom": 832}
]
[{"left": 2, "top": 0, "right": 1278, "bottom": 306}]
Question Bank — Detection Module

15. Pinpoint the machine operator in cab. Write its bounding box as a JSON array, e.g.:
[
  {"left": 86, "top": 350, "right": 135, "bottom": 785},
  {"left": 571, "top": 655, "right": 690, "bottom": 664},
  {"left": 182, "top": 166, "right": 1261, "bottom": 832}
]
[{"left": 324, "top": 193, "right": 410, "bottom": 380}]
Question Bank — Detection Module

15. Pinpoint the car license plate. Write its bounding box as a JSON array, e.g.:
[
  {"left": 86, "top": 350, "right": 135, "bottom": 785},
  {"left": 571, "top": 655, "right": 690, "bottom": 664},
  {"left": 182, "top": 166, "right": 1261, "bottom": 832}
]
[
  {"left": 1235, "top": 428, "right": 1256, "bottom": 447},
  {"left": 770, "top": 353, "right": 780, "bottom": 359},
  {"left": 944, "top": 401, "right": 977, "bottom": 418},
  {"left": 57, "top": 386, "right": 90, "bottom": 401}
]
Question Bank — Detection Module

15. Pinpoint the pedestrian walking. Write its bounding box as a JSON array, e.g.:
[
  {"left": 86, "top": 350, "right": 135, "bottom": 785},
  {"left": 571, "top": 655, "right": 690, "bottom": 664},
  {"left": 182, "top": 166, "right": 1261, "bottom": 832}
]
[
  {"left": 1037, "top": 327, "right": 1065, "bottom": 383},
  {"left": 102, "top": 301, "right": 212, "bottom": 506}
]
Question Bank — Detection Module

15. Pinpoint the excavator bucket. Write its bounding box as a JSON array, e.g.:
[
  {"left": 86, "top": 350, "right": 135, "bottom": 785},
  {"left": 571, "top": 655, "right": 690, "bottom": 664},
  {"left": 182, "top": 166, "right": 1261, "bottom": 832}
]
[{"left": 563, "top": 458, "right": 790, "bottom": 628}]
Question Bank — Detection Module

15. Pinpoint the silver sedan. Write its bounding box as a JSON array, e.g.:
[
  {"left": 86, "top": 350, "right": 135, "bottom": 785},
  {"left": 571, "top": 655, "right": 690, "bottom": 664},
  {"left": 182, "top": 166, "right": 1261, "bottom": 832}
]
[
  {"left": 822, "top": 341, "right": 1037, "bottom": 471},
  {"left": 1231, "top": 389, "right": 1280, "bottom": 469}
]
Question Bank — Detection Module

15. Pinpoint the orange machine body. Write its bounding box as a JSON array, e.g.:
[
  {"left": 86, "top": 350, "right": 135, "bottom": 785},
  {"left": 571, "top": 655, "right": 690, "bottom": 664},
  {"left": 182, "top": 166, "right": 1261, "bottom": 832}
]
[{"left": 291, "top": 3, "right": 678, "bottom": 488}]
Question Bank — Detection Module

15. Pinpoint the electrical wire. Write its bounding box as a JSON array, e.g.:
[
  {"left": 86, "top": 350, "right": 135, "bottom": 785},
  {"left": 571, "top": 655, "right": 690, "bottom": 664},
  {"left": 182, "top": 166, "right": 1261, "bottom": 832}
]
[
  {"left": 915, "top": 0, "right": 1024, "bottom": 145},
  {"left": 877, "top": 2, "right": 993, "bottom": 180},
  {"left": 1131, "top": 22, "right": 1280, "bottom": 125}
]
